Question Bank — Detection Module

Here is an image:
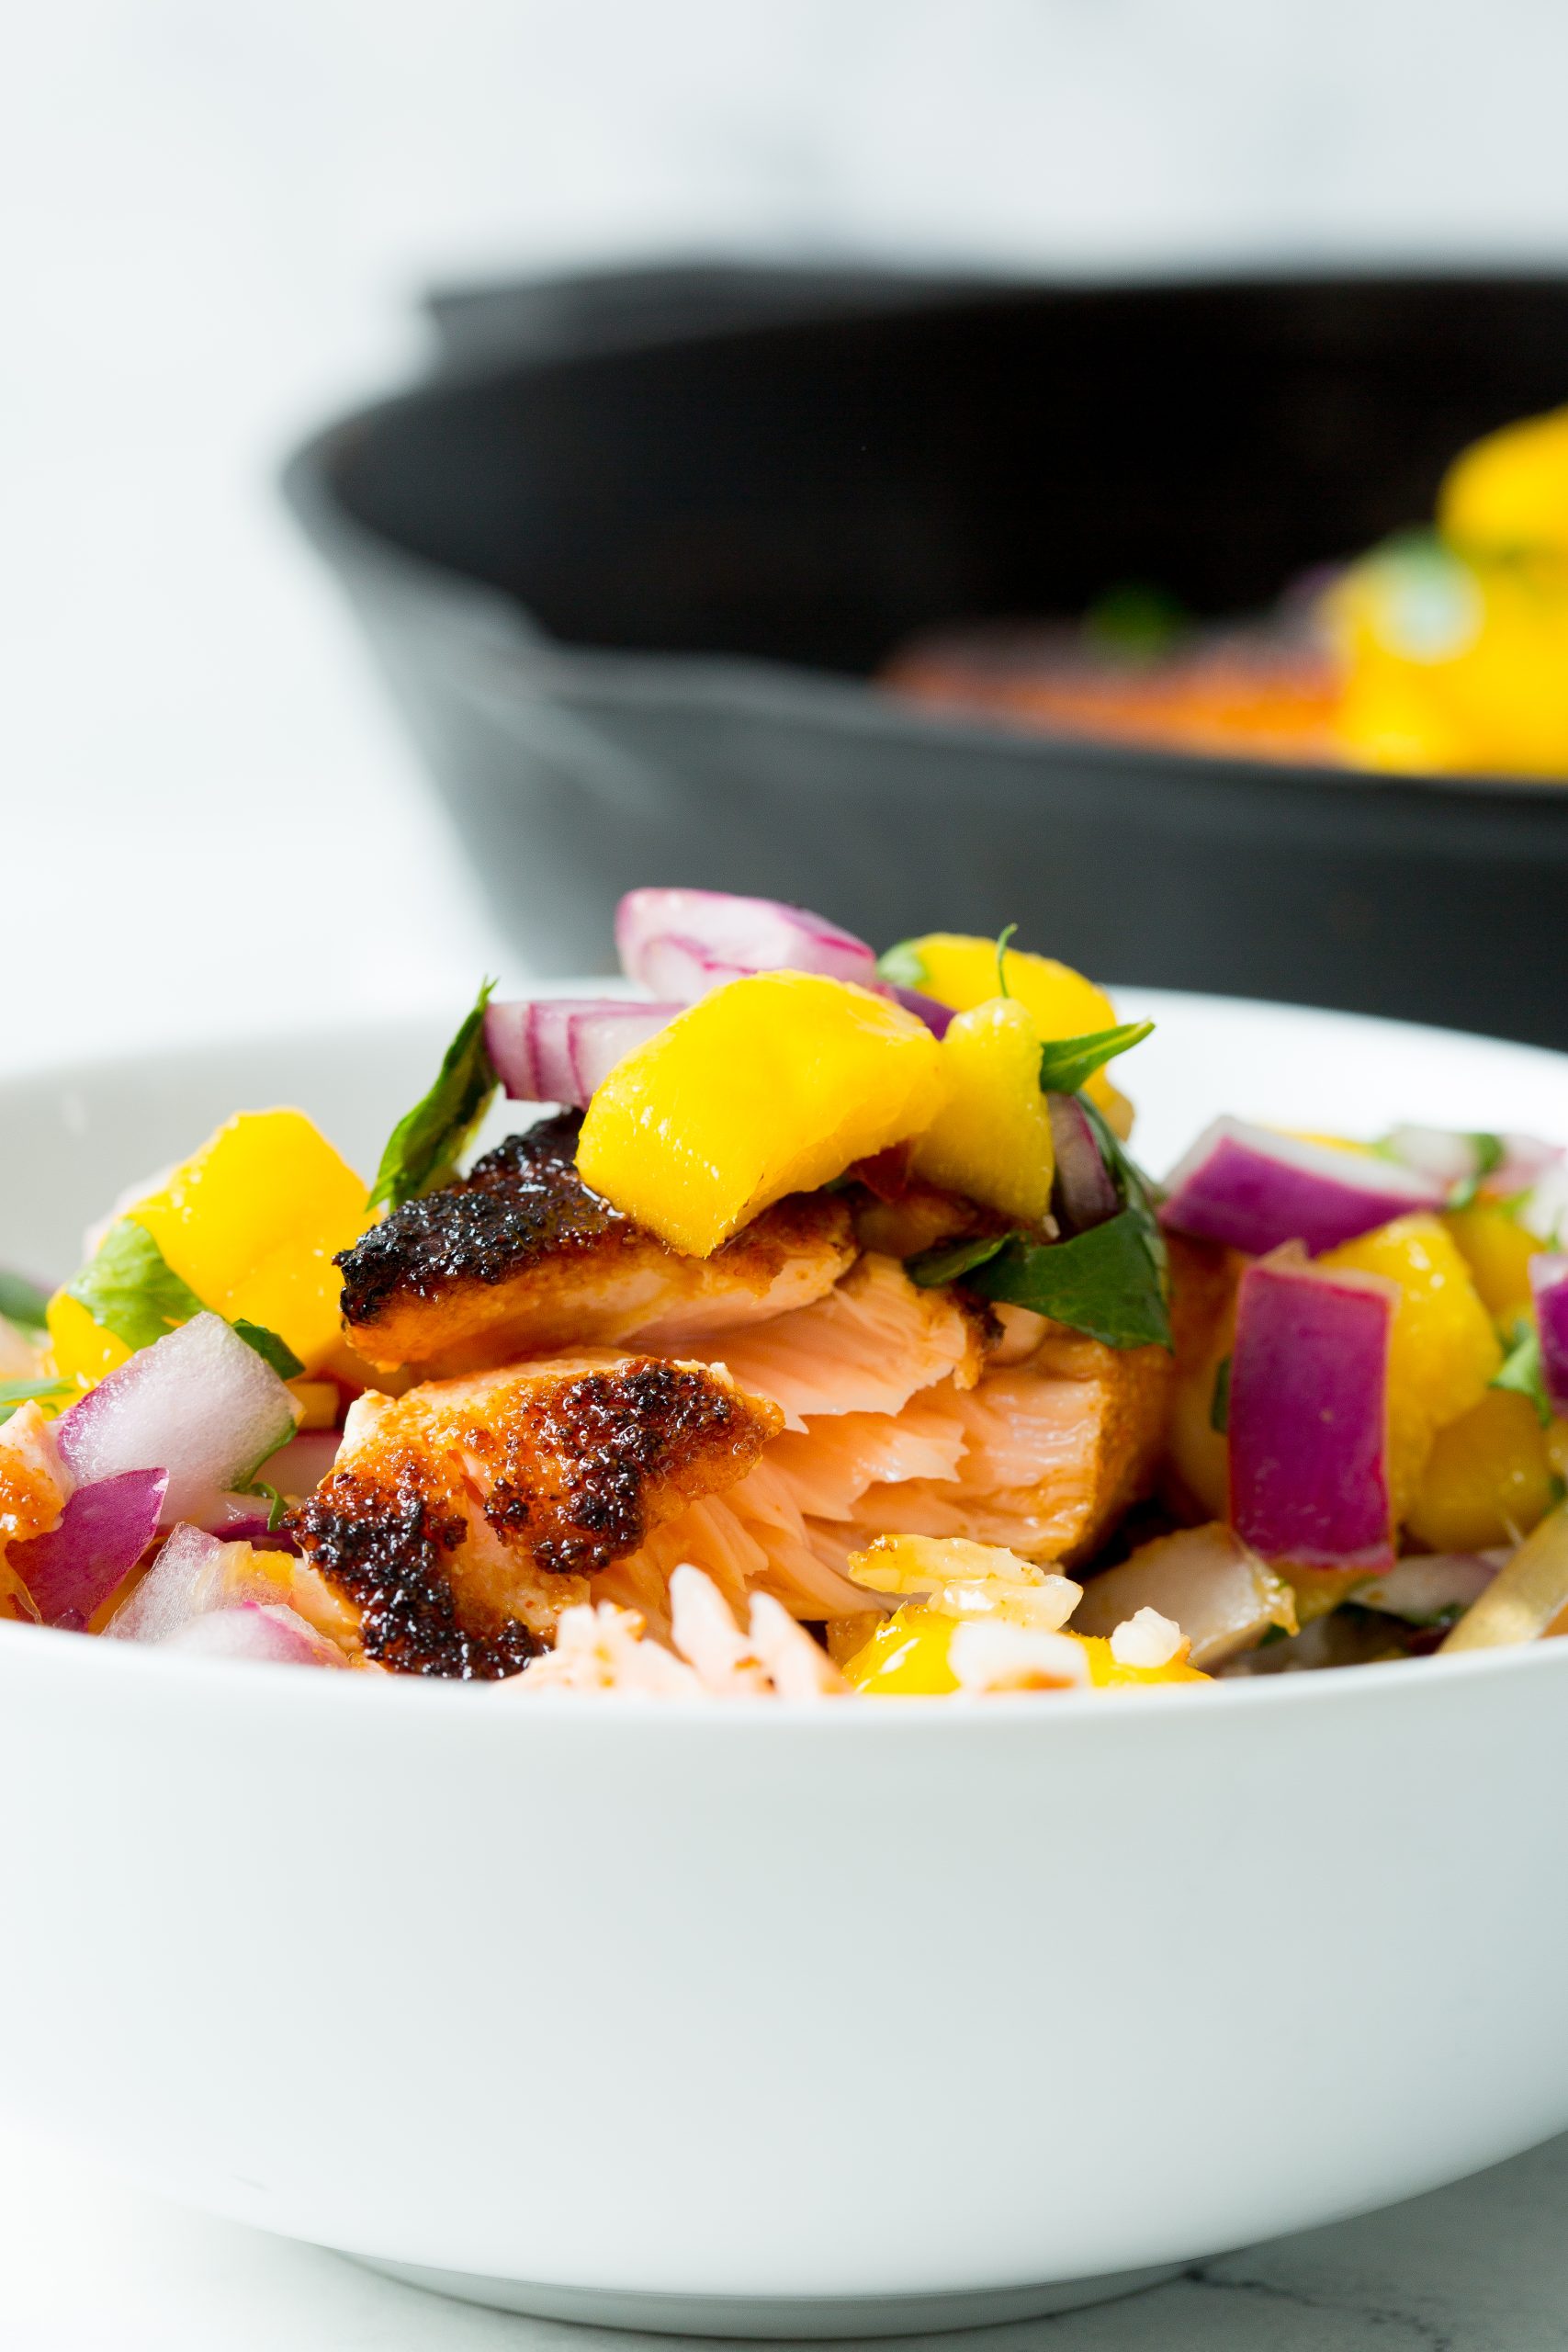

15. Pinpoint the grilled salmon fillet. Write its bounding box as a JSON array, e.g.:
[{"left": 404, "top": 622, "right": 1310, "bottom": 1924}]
[
  {"left": 337, "top": 1113, "right": 856, "bottom": 1379},
  {"left": 291, "top": 1352, "right": 782, "bottom": 1677}
]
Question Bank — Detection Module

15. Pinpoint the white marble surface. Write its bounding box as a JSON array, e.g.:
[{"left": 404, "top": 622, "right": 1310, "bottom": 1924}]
[{"left": 5, "top": 2119, "right": 1566, "bottom": 2349}]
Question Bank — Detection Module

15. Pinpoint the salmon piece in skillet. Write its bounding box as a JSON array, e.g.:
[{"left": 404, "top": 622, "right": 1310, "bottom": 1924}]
[{"left": 335, "top": 1113, "right": 855, "bottom": 1381}]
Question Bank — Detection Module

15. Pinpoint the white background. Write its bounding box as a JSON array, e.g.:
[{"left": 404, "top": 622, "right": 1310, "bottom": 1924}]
[
  {"left": 5, "top": 0, "right": 1567, "bottom": 1074},
  {"left": 5, "top": 6, "right": 1568, "bottom": 2337}
]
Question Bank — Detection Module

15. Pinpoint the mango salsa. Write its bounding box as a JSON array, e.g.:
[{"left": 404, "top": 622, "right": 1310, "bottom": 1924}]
[
  {"left": 1439, "top": 402, "right": 1568, "bottom": 558},
  {"left": 1321, "top": 1215, "right": 1501, "bottom": 1518},
  {"left": 1406, "top": 1388, "right": 1555, "bottom": 1554},
  {"left": 51, "top": 1111, "right": 370, "bottom": 1384},
  {"left": 908, "top": 997, "right": 1055, "bottom": 1224},
  {"left": 892, "top": 934, "right": 1128, "bottom": 1122},
  {"left": 840, "top": 1605, "right": 1207, "bottom": 1694},
  {"left": 577, "top": 973, "right": 943, "bottom": 1258},
  {"left": 1444, "top": 1200, "right": 1543, "bottom": 1325}
]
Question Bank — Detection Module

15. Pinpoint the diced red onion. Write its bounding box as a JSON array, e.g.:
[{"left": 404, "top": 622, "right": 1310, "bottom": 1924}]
[
  {"left": 8, "top": 1468, "right": 167, "bottom": 1628},
  {"left": 1047, "top": 1093, "right": 1119, "bottom": 1233},
  {"left": 1384, "top": 1125, "right": 1563, "bottom": 1194},
  {"left": 1229, "top": 1247, "right": 1396, "bottom": 1571},
  {"left": 103, "top": 1523, "right": 237, "bottom": 1643},
  {"left": 53, "top": 1314, "right": 299, "bottom": 1527},
  {"left": 1162, "top": 1119, "right": 1445, "bottom": 1257},
  {"left": 160, "top": 1600, "right": 346, "bottom": 1668},
  {"left": 484, "top": 999, "right": 681, "bottom": 1107},
  {"left": 888, "top": 986, "right": 953, "bottom": 1038},
  {"left": 1529, "top": 1253, "right": 1568, "bottom": 1417},
  {"left": 615, "top": 888, "right": 879, "bottom": 1001},
  {"left": 199, "top": 1494, "right": 299, "bottom": 1551},
  {"left": 252, "top": 1429, "right": 341, "bottom": 1498},
  {"left": 1351, "top": 1552, "right": 1504, "bottom": 1624}
]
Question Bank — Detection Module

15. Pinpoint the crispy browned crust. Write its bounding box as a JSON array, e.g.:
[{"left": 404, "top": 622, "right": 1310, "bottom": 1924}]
[
  {"left": 336, "top": 1113, "right": 854, "bottom": 1377},
  {"left": 1041, "top": 1330, "right": 1172, "bottom": 1563},
  {"left": 289, "top": 1356, "right": 782, "bottom": 1678}
]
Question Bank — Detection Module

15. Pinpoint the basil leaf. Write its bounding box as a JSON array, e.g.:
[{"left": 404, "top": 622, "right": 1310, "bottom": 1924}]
[
  {"left": 232, "top": 1320, "right": 305, "bottom": 1381},
  {"left": 1493, "top": 1318, "right": 1551, "bottom": 1428},
  {"left": 965, "top": 1212, "right": 1172, "bottom": 1349},
  {"left": 368, "top": 980, "right": 498, "bottom": 1213},
  {"left": 64, "top": 1220, "right": 207, "bottom": 1353},
  {"left": 0, "top": 1374, "right": 74, "bottom": 1429},
  {"left": 875, "top": 941, "right": 930, "bottom": 990},
  {"left": 0, "top": 1270, "right": 51, "bottom": 1336},
  {"left": 63, "top": 1223, "right": 302, "bottom": 1378},
  {"left": 1037, "top": 1021, "right": 1155, "bottom": 1097},
  {"left": 906, "top": 1232, "right": 1013, "bottom": 1290},
  {"left": 1210, "top": 1353, "right": 1232, "bottom": 1435}
]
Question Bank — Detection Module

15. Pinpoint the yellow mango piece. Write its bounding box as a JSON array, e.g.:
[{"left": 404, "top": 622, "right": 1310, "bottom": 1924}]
[
  {"left": 897, "top": 934, "right": 1125, "bottom": 1118},
  {"left": 576, "top": 973, "right": 942, "bottom": 1258},
  {"left": 1322, "top": 1215, "right": 1501, "bottom": 1518},
  {"left": 1328, "top": 537, "right": 1568, "bottom": 777},
  {"left": 1405, "top": 1388, "right": 1554, "bottom": 1554},
  {"left": 1444, "top": 1201, "right": 1543, "bottom": 1324},
  {"left": 46, "top": 1293, "right": 131, "bottom": 1387},
  {"left": 908, "top": 997, "right": 1055, "bottom": 1223},
  {"left": 841, "top": 1606, "right": 1206, "bottom": 1694},
  {"left": 1439, "top": 403, "right": 1568, "bottom": 559},
  {"left": 98, "top": 1112, "right": 367, "bottom": 1376}
]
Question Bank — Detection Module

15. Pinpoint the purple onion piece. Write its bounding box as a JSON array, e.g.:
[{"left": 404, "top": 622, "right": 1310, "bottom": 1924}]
[
  {"left": 1161, "top": 1119, "right": 1446, "bottom": 1257},
  {"left": 160, "top": 1600, "right": 346, "bottom": 1668},
  {"left": 1047, "top": 1093, "right": 1119, "bottom": 1233},
  {"left": 9, "top": 1468, "right": 167, "bottom": 1627},
  {"left": 1529, "top": 1253, "right": 1568, "bottom": 1419},
  {"left": 889, "top": 985, "right": 953, "bottom": 1038},
  {"left": 1229, "top": 1249, "right": 1396, "bottom": 1571},
  {"left": 484, "top": 1000, "right": 680, "bottom": 1108},
  {"left": 1385, "top": 1125, "right": 1563, "bottom": 1194},
  {"left": 615, "top": 888, "right": 879, "bottom": 1001}
]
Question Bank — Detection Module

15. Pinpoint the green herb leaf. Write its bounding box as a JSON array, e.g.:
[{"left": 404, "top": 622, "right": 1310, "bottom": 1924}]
[
  {"left": 875, "top": 941, "right": 930, "bottom": 991},
  {"left": 231, "top": 1320, "right": 305, "bottom": 1381},
  {"left": 1210, "top": 1353, "right": 1232, "bottom": 1435},
  {"left": 0, "top": 1270, "right": 52, "bottom": 1336},
  {"left": 367, "top": 980, "right": 499, "bottom": 1214},
  {"left": 906, "top": 1232, "right": 1013, "bottom": 1290},
  {"left": 964, "top": 1212, "right": 1172, "bottom": 1349},
  {"left": 0, "top": 1376, "right": 75, "bottom": 1407},
  {"left": 1037, "top": 1020, "right": 1156, "bottom": 1098},
  {"left": 243, "top": 1479, "right": 289, "bottom": 1534},
  {"left": 1448, "top": 1133, "right": 1506, "bottom": 1212},
  {"left": 64, "top": 1220, "right": 207, "bottom": 1353},
  {"left": 1493, "top": 1318, "right": 1551, "bottom": 1428}
]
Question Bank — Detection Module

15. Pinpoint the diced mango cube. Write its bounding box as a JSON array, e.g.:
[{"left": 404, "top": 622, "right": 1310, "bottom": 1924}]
[
  {"left": 53, "top": 1111, "right": 371, "bottom": 1382},
  {"left": 1322, "top": 1215, "right": 1501, "bottom": 1517},
  {"left": 1405, "top": 1388, "right": 1554, "bottom": 1554},
  {"left": 576, "top": 973, "right": 942, "bottom": 1258},
  {"left": 908, "top": 997, "right": 1055, "bottom": 1223},
  {"left": 1444, "top": 1201, "right": 1543, "bottom": 1325},
  {"left": 1439, "top": 403, "right": 1568, "bottom": 559},
  {"left": 46, "top": 1293, "right": 131, "bottom": 1387},
  {"left": 893, "top": 933, "right": 1126, "bottom": 1119}
]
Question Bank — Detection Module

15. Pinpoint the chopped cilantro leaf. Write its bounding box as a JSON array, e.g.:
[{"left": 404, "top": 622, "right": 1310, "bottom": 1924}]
[
  {"left": 994, "top": 923, "right": 1018, "bottom": 999},
  {"left": 244, "top": 1479, "right": 289, "bottom": 1534},
  {"left": 367, "top": 980, "right": 499, "bottom": 1213}
]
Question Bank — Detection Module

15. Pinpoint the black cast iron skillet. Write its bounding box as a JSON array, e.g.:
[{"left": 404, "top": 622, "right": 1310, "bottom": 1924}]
[{"left": 286, "top": 264, "right": 1568, "bottom": 1046}]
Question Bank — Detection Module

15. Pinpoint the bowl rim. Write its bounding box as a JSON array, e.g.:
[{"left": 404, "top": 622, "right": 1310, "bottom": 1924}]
[
  {"left": 282, "top": 260, "right": 1568, "bottom": 803},
  {"left": 6, "top": 986, "right": 1568, "bottom": 1733}
]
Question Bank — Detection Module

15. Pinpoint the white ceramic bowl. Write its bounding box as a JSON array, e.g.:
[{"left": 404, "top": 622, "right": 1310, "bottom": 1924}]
[{"left": 6, "top": 990, "right": 1568, "bottom": 2336}]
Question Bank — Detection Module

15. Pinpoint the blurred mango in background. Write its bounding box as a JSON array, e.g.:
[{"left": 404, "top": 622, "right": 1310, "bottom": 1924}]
[{"left": 1329, "top": 405, "right": 1568, "bottom": 776}]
